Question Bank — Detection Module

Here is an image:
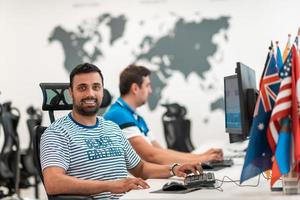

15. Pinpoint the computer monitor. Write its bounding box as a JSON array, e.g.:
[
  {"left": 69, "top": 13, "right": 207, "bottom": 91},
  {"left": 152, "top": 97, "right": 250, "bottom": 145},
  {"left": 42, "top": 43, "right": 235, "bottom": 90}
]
[{"left": 224, "top": 62, "right": 258, "bottom": 143}]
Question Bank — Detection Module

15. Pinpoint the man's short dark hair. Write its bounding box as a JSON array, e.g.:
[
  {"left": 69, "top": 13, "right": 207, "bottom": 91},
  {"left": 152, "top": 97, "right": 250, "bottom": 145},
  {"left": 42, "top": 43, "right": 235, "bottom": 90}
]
[
  {"left": 119, "top": 64, "right": 151, "bottom": 96},
  {"left": 70, "top": 63, "right": 104, "bottom": 88}
]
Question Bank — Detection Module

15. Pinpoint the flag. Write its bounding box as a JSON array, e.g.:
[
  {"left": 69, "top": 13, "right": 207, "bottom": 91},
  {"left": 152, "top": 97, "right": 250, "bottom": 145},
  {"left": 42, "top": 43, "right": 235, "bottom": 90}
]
[
  {"left": 291, "top": 39, "right": 300, "bottom": 173},
  {"left": 283, "top": 34, "right": 291, "bottom": 61},
  {"left": 259, "top": 42, "right": 273, "bottom": 89},
  {"left": 268, "top": 45, "right": 294, "bottom": 185},
  {"left": 267, "top": 45, "right": 293, "bottom": 154},
  {"left": 271, "top": 118, "right": 292, "bottom": 185},
  {"left": 266, "top": 42, "right": 285, "bottom": 154},
  {"left": 298, "top": 29, "right": 300, "bottom": 55},
  {"left": 276, "top": 41, "right": 284, "bottom": 70},
  {"left": 240, "top": 50, "right": 281, "bottom": 183}
]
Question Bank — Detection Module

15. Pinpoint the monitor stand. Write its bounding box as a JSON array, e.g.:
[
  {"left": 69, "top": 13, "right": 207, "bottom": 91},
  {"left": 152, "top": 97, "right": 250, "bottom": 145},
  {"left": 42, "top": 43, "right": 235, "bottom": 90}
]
[{"left": 229, "top": 133, "right": 245, "bottom": 143}]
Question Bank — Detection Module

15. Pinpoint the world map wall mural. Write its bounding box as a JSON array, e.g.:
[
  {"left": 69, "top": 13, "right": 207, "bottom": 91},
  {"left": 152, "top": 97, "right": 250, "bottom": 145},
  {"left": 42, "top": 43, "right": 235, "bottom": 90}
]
[{"left": 49, "top": 13, "right": 230, "bottom": 114}]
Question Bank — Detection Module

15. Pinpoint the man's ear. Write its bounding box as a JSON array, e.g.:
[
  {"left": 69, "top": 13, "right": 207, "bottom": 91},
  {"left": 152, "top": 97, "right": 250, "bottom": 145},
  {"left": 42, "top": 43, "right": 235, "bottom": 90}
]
[
  {"left": 68, "top": 87, "right": 73, "bottom": 97},
  {"left": 131, "top": 83, "right": 139, "bottom": 95}
]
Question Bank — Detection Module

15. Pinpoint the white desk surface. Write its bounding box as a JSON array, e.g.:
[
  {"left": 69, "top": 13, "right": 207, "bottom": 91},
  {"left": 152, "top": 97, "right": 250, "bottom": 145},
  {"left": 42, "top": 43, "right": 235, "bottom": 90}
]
[{"left": 121, "top": 143, "right": 300, "bottom": 200}]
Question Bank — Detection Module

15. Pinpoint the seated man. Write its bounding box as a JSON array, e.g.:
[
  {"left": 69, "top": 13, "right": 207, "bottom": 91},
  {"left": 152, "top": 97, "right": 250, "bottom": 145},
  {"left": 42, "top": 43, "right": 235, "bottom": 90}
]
[
  {"left": 104, "top": 64, "right": 223, "bottom": 165},
  {"left": 40, "top": 63, "right": 201, "bottom": 200}
]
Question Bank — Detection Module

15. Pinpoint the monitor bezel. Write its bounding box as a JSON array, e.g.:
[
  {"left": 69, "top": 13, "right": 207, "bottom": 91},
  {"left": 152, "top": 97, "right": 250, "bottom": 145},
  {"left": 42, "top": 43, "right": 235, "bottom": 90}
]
[{"left": 235, "top": 62, "right": 257, "bottom": 141}]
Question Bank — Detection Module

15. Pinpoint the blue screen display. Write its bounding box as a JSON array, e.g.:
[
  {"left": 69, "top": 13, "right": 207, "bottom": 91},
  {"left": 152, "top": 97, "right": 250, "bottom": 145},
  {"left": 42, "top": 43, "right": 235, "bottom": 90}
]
[{"left": 224, "top": 76, "right": 242, "bottom": 130}]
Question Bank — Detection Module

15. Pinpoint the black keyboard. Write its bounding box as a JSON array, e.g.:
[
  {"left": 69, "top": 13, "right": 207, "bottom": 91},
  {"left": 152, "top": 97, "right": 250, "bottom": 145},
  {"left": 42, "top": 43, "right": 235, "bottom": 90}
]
[
  {"left": 184, "top": 172, "right": 216, "bottom": 188},
  {"left": 209, "top": 158, "right": 234, "bottom": 168}
]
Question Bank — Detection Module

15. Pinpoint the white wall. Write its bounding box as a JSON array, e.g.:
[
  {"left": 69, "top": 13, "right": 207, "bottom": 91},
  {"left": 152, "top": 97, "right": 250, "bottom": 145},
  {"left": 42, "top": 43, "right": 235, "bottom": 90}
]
[{"left": 1, "top": 0, "right": 300, "bottom": 151}]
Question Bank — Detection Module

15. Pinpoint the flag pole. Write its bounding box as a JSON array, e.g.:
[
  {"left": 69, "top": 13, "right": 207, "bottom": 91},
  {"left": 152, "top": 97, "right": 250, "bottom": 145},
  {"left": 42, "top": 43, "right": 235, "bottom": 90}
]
[
  {"left": 297, "top": 27, "right": 300, "bottom": 53},
  {"left": 259, "top": 41, "right": 273, "bottom": 89}
]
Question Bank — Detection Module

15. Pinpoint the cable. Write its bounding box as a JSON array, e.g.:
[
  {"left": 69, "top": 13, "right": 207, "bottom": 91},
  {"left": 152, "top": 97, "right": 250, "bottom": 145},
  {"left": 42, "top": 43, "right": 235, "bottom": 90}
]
[
  {"left": 261, "top": 171, "right": 270, "bottom": 180},
  {"left": 213, "top": 174, "right": 261, "bottom": 191}
]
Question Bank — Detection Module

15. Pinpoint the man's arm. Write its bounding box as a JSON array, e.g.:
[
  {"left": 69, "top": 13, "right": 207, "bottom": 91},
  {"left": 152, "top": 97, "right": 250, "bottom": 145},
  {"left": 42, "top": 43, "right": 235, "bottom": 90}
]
[
  {"left": 151, "top": 140, "right": 163, "bottom": 149},
  {"left": 43, "top": 166, "right": 149, "bottom": 195},
  {"left": 152, "top": 140, "right": 223, "bottom": 162},
  {"left": 130, "top": 136, "right": 223, "bottom": 164},
  {"left": 129, "top": 136, "right": 199, "bottom": 164},
  {"left": 165, "top": 148, "right": 224, "bottom": 163},
  {"left": 128, "top": 160, "right": 202, "bottom": 179}
]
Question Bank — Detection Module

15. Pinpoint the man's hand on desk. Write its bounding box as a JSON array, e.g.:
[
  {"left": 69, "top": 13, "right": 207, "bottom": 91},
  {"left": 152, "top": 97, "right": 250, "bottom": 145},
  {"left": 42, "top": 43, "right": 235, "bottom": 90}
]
[
  {"left": 199, "top": 148, "right": 224, "bottom": 162},
  {"left": 108, "top": 177, "right": 150, "bottom": 193},
  {"left": 173, "top": 163, "right": 203, "bottom": 177}
]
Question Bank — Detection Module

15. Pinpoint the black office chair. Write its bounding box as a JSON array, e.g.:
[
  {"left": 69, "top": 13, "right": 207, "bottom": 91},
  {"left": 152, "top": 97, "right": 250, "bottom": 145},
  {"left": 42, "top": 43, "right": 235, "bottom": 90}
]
[
  {"left": 33, "top": 83, "right": 112, "bottom": 200},
  {"left": 0, "top": 102, "right": 21, "bottom": 198},
  {"left": 19, "top": 106, "right": 43, "bottom": 198},
  {"left": 161, "top": 103, "right": 194, "bottom": 152}
]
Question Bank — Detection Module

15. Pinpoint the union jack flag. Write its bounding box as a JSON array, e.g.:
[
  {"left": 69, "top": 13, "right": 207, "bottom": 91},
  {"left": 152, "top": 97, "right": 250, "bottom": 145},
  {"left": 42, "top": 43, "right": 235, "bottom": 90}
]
[
  {"left": 254, "top": 73, "right": 280, "bottom": 115},
  {"left": 240, "top": 50, "right": 281, "bottom": 183}
]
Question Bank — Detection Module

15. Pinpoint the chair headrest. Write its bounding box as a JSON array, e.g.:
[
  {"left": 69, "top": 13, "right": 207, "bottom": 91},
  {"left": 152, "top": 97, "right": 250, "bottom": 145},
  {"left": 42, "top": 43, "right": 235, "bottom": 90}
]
[
  {"left": 101, "top": 89, "right": 112, "bottom": 108},
  {"left": 161, "top": 103, "right": 187, "bottom": 118},
  {"left": 39, "top": 83, "right": 112, "bottom": 111}
]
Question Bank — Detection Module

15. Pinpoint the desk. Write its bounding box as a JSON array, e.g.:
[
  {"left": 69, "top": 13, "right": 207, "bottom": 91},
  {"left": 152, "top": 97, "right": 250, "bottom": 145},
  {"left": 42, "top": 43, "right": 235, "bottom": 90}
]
[{"left": 121, "top": 158, "right": 299, "bottom": 200}]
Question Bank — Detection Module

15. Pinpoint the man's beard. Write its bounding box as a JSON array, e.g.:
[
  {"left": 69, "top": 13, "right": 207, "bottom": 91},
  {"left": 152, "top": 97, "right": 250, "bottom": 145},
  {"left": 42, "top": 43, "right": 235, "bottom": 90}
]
[
  {"left": 139, "top": 98, "right": 147, "bottom": 106},
  {"left": 74, "top": 97, "right": 100, "bottom": 116}
]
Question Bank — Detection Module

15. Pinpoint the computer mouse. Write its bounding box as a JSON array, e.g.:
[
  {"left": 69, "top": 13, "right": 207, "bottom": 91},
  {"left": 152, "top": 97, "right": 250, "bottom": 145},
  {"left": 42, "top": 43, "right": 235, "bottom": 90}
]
[
  {"left": 201, "top": 162, "right": 214, "bottom": 170},
  {"left": 162, "top": 181, "right": 187, "bottom": 191}
]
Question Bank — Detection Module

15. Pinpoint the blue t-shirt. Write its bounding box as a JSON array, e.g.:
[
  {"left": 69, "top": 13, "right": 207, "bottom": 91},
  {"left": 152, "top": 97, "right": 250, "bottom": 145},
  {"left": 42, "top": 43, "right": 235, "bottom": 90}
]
[
  {"left": 104, "top": 97, "right": 149, "bottom": 136},
  {"left": 40, "top": 113, "right": 141, "bottom": 200}
]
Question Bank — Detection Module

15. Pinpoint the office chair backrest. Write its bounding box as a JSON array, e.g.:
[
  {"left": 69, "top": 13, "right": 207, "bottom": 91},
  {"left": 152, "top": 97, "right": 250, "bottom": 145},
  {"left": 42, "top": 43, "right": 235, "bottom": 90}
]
[
  {"left": 40, "top": 83, "right": 112, "bottom": 123},
  {"left": 19, "top": 106, "right": 42, "bottom": 198},
  {"left": 33, "top": 126, "right": 46, "bottom": 183},
  {"left": 0, "top": 102, "right": 20, "bottom": 155},
  {"left": 0, "top": 102, "right": 20, "bottom": 196},
  {"left": 26, "top": 106, "right": 43, "bottom": 153},
  {"left": 163, "top": 118, "right": 194, "bottom": 152},
  {"left": 162, "top": 103, "right": 194, "bottom": 152},
  {"left": 0, "top": 103, "right": 15, "bottom": 180}
]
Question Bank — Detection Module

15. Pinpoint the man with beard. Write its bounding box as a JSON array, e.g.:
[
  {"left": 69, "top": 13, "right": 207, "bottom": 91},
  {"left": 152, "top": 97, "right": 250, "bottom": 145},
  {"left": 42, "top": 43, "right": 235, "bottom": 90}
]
[
  {"left": 40, "top": 63, "right": 202, "bottom": 200},
  {"left": 104, "top": 64, "right": 224, "bottom": 165}
]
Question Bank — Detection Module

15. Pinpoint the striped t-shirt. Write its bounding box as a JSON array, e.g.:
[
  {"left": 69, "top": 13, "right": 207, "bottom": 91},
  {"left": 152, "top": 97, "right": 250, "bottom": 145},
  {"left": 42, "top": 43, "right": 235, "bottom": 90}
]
[{"left": 40, "top": 113, "right": 141, "bottom": 199}]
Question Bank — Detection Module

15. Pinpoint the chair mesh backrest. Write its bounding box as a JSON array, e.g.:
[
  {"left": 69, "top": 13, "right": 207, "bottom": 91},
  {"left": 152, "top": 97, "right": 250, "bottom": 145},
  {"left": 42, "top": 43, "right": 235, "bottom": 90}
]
[
  {"left": 163, "top": 118, "right": 194, "bottom": 152},
  {"left": 40, "top": 83, "right": 73, "bottom": 111},
  {"left": 162, "top": 103, "right": 194, "bottom": 152},
  {"left": 39, "top": 83, "right": 112, "bottom": 111}
]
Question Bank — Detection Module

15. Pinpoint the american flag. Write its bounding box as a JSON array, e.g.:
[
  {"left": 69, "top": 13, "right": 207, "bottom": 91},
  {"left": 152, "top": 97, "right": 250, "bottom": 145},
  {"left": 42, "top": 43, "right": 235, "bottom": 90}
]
[
  {"left": 267, "top": 47, "right": 293, "bottom": 153},
  {"left": 268, "top": 40, "right": 299, "bottom": 186}
]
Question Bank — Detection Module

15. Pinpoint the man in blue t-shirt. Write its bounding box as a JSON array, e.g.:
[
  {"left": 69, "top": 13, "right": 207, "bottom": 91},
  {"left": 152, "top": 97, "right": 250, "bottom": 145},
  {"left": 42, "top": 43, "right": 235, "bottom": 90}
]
[
  {"left": 40, "top": 63, "right": 201, "bottom": 200},
  {"left": 104, "top": 64, "right": 224, "bottom": 166}
]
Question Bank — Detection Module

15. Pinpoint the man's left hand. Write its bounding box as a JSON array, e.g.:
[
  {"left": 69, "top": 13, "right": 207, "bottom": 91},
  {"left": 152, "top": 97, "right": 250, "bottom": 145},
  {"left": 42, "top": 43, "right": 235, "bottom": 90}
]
[{"left": 173, "top": 163, "right": 202, "bottom": 177}]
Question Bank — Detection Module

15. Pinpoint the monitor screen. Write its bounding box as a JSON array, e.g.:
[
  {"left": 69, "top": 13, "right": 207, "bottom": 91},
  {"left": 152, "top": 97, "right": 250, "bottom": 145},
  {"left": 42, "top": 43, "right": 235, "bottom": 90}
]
[
  {"left": 224, "top": 75, "right": 242, "bottom": 133},
  {"left": 224, "top": 62, "right": 257, "bottom": 143}
]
